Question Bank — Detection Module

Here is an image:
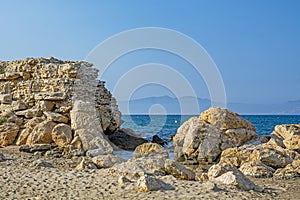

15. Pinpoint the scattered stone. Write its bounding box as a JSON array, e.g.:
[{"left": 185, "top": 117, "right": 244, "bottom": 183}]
[
  {"left": 274, "top": 160, "right": 300, "bottom": 179},
  {"left": 207, "top": 163, "right": 236, "bottom": 180},
  {"left": 164, "top": 159, "right": 195, "bottom": 180},
  {"left": 31, "top": 159, "right": 53, "bottom": 168},
  {"left": 11, "top": 100, "right": 27, "bottom": 111},
  {"left": 0, "top": 152, "right": 5, "bottom": 162},
  {"left": 118, "top": 175, "right": 132, "bottom": 186},
  {"left": 91, "top": 154, "right": 125, "bottom": 168},
  {"left": 75, "top": 157, "right": 98, "bottom": 170},
  {"left": 44, "top": 112, "right": 69, "bottom": 123},
  {"left": 136, "top": 174, "right": 173, "bottom": 192},
  {"left": 26, "top": 121, "right": 56, "bottom": 145}
]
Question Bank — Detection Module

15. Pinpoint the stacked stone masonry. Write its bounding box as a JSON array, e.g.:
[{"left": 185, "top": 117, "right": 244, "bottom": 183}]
[{"left": 0, "top": 57, "right": 122, "bottom": 156}]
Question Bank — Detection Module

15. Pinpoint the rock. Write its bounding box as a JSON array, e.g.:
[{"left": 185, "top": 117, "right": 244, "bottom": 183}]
[
  {"left": 44, "top": 112, "right": 69, "bottom": 123},
  {"left": 173, "top": 117, "right": 222, "bottom": 163},
  {"left": 0, "top": 123, "right": 20, "bottom": 146},
  {"left": 26, "top": 121, "right": 57, "bottom": 145},
  {"left": 220, "top": 128, "right": 256, "bottom": 150},
  {"left": 274, "top": 160, "right": 300, "bottom": 179},
  {"left": 136, "top": 174, "right": 173, "bottom": 192},
  {"left": 108, "top": 129, "right": 147, "bottom": 150},
  {"left": 0, "top": 152, "right": 5, "bottom": 162},
  {"left": 51, "top": 124, "right": 72, "bottom": 147},
  {"left": 11, "top": 100, "right": 27, "bottom": 111},
  {"left": 207, "top": 163, "right": 236, "bottom": 180},
  {"left": 219, "top": 147, "right": 251, "bottom": 167},
  {"left": 0, "top": 94, "right": 12, "bottom": 104},
  {"left": 31, "top": 159, "right": 53, "bottom": 168},
  {"left": 91, "top": 154, "right": 125, "bottom": 168},
  {"left": 39, "top": 101, "right": 54, "bottom": 112},
  {"left": 200, "top": 107, "right": 256, "bottom": 131},
  {"left": 1, "top": 111, "right": 23, "bottom": 126},
  {"left": 272, "top": 124, "right": 300, "bottom": 153},
  {"left": 214, "top": 171, "right": 262, "bottom": 191},
  {"left": 250, "top": 146, "right": 292, "bottom": 168},
  {"left": 75, "top": 157, "right": 98, "bottom": 170},
  {"left": 118, "top": 176, "right": 132, "bottom": 186},
  {"left": 128, "top": 156, "right": 166, "bottom": 176},
  {"left": 239, "top": 162, "right": 275, "bottom": 178},
  {"left": 71, "top": 136, "right": 83, "bottom": 149},
  {"left": 152, "top": 135, "right": 167, "bottom": 146},
  {"left": 15, "top": 109, "right": 43, "bottom": 119},
  {"left": 16, "top": 117, "right": 44, "bottom": 145},
  {"left": 34, "top": 92, "right": 66, "bottom": 101},
  {"left": 164, "top": 159, "right": 195, "bottom": 180},
  {"left": 133, "top": 142, "right": 169, "bottom": 159},
  {"left": 108, "top": 160, "right": 146, "bottom": 179}
]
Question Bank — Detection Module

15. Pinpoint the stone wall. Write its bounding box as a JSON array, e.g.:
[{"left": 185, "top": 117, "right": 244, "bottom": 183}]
[{"left": 0, "top": 57, "right": 122, "bottom": 155}]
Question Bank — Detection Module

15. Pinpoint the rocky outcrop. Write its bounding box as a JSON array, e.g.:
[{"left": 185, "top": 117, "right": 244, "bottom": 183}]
[
  {"left": 0, "top": 57, "right": 123, "bottom": 154},
  {"left": 133, "top": 142, "right": 169, "bottom": 159},
  {"left": 174, "top": 107, "right": 256, "bottom": 163}
]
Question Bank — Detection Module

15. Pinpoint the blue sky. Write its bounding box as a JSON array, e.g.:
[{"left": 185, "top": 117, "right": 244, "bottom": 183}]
[{"left": 1, "top": 0, "right": 300, "bottom": 104}]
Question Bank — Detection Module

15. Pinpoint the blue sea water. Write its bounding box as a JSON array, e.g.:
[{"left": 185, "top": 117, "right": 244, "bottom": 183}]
[{"left": 121, "top": 115, "right": 300, "bottom": 141}]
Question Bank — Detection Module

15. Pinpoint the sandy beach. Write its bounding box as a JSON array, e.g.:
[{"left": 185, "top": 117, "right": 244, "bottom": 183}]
[{"left": 1, "top": 146, "right": 299, "bottom": 200}]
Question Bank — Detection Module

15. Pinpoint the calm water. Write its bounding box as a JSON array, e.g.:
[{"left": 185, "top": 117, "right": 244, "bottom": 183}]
[{"left": 121, "top": 115, "right": 300, "bottom": 141}]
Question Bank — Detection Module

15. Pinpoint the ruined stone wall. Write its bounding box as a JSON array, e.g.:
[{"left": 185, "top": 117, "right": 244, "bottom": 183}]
[{"left": 0, "top": 57, "right": 122, "bottom": 153}]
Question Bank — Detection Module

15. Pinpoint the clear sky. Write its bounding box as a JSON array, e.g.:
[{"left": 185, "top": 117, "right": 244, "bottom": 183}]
[{"left": 1, "top": 0, "right": 300, "bottom": 104}]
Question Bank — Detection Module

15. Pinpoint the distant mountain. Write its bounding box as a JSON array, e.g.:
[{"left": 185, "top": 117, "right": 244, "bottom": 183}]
[{"left": 118, "top": 96, "right": 300, "bottom": 115}]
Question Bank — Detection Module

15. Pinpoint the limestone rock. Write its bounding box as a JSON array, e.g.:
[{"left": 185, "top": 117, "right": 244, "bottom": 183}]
[
  {"left": 15, "top": 109, "right": 42, "bottom": 119},
  {"left": 0, "top": 123, "right": 20, "bottom": 146},
  {"left": 174, "top": 117, "right": 222, "bottom": 163},
  {"left": 31, "top": 159, "right": 53, "bottom": 168},
  {"left": 0, "top": 94, "right": 12, "bottom": 104},
  {"left": 272, "top": 124, "right": 300, "bottom": 153},
  {"left": 26, "top": 121, "right": 57, "bottom": 144},
  {"left": 51, "top": 124, "right": 72, "bottom": 147},
  {"left": 214, "top": 171, "right": 262, "bottom": 191},
  {"left": 11, "top": 100, "right": 27, "bottom": 111},
  {"left": 39, "top": 101, "right": 54, "bottom": 112},
  {"left": 75, "top": 157, "right": 98, "bottom": 170},
  {"left": 200, "top": 107, "right": 256, "bottom": 131},
  {"left": 250, "top": 146, "right": 292, "bottom": 168},
  {"left": 108, "top": 160, "right": 146, "bottom": 179},
  {"left": 44, "top": 112, "right": 69, "bottom": 123},
  {"left": 219, "top": 147, "right": 252, "bottom": 167},
  {"left": 221, "top": 128, "right": 256, "bottom": 150},
  {"left": 239, "top": 161, "right": 275, "bottom": 178},
  {"left": 71, "top": 136, "right": 83, "bottom": 149},
  {"left": 133, "top": 142, "right": 168, "bottom": 159},
  {"left": 19, "top": 144, "right": 52, "bottom": 153},
  {"left": 91, "top": 154, "right": 125, "bottom": 168},
  {"left": 0, "top": 152, "right": 6, "bottom": 162},
  {"left": 164, "top": 159, "right": 195, "bottom": 180},
  {"left": 128, "top": 156, "right": 166, "bottom": 176},
  {"left": 207, "top": 163, "right": 236, "bottom": 180},
  {"left": 108, "top": 129, "right": 147, "bottom": 150},
  {"left": 274, "top": 160, "right": 300, "bottom": 179},
  {"left": 136, "top": 174, "right": 173, "bottom": 192},
  {"left": 118, "top": 176, "right": 132, "bottom": 186},
  {"left": 16, "top": 117, "right": 43, "bottom": 145}
]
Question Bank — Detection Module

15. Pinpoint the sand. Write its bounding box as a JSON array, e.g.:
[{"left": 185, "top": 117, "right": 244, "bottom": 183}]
[{"left": 1, "top": 146, "right": 300, "bottom": 200}]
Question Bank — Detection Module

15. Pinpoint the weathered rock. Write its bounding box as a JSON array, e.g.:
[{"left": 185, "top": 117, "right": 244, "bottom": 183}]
[
  {"left": 11, "top": 100, "right": 27, "bottom": 111},
  {"left": 0, "top": 123, "right": 20, "bottom": 146},
  {"left": 214, "top": 171, "right": 262, "bottom": 191},
  {"left": 19, "top": 144, "right": 52, "bottom": 153},
  {"left": 0, "top": 94, "right": 12, "bottom": 104},
  {"left": 220, "top": 128, "right": 256, "bottom": 150},
  {"left": 272, "top": 124, "right": 300, "bottom": 153},
  {"left": 250, "top": 146, "right": 292, "bottom": 168},
  {"left": 15, "top": 109, "right": 42, "bottom": 119},
  {"left": 239, "top": 161, "right": 275, "bottom": 178},
  {"left": 118, "top": 176, "right": 132, "bottom": 186},
  {"left": 51, "top": 124, "right": 72, "bottom": 147},
  {"left": 0, "top": 152, "right": 5, "bottom": 162},
  {"left": 26, "top": 121, "right": 56, "bottom": 145},
  {"left": 129, "top": 156, "right": 166, "bottom": 176},
  {"left": 200, "top": 107, "right": 256, "bottom": 131},
  {"left": 38, "top": 101, "right": 54, "bottom": 112},
  {"left": 273, "top": 160, "right": 300, "bottom": 179},
  {"left": 16, "top": 117, "right": 44, "bottom": 145},
  {"left": 174, "top": 117, "right": 222, "bottom": 163},
  {"left": 164, "top": 159, "right": 195, "bottom": 180},
  {"left": 108, "top": 160, "right": 146, "bottom": 179},
  {"left": 1, "top": 111, "right": 23, "bottom": 126},
  {"left": 44, "top": 112, "right": 69, "bottom": 123},
  {"left": 75, "top": 157, "right": 97, "bottom": 170},
  {"left": 133, "top": 142, "right": 168, "bottom": 159},
  {"left": 136, "top": 174, "right": 173, "bottom": 192},
  {"left": 31, "top": 159, "right": 53, "bottom": 168},
  {"left": 207, "top": 163, "right": 236, "bottom": 180},
  {"left": 109, "top": 129, "right": 147, "bottom": 150},
  {"left": 219, "top": 147, "right": 252, "bottom": 167},
  {"left": 71, "top": 136, "right": 83, "bottom": 149},
  {"left": 91, "top": 154, "right": 125, "bottom": 168}
]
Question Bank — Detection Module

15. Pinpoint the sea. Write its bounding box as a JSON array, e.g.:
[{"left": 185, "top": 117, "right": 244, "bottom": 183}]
[{"left": 116, "top": 115, "right": 300, "bottom": 159}]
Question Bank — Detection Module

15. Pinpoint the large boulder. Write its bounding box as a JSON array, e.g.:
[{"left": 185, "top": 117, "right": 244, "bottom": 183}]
[
  {"left": 272, "top": 124, "right": 300, "bottom": 153},
  {"left": 239, "top": 161, "right": 275, "bottom": 178},
  {"left": 51, "top": 124, "right": 72, "bottom": 147},
  {"left": 136, "top": 174, "right": 173, "bottom": 192},
  {"left": 0, "top": 123, "right": 20, "bottom": 146},
  {"left": 273, "top": 160, "right": 300, "bottom": 179},
  {"left": 16, "top": 117, "right": 44, "bottom": 145},
  {"left": 174, "top": 107, "right": 256, "bottom": 163},
  {"left": 26, "top": 120, "right": 56, "bottom": 144}
]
